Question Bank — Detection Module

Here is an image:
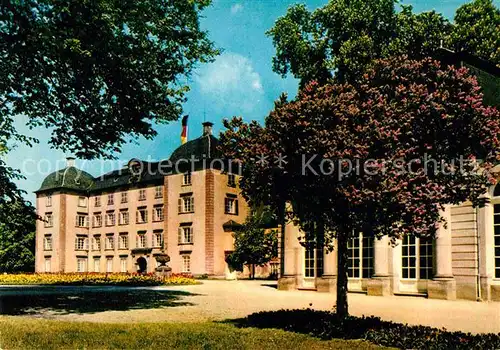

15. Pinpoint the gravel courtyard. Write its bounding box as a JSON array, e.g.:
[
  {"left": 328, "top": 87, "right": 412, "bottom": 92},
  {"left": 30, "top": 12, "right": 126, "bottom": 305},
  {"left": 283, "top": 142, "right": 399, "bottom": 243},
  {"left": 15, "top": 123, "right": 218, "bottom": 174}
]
[{"left": 1, "top": 280, "right": 499, "bottom": 334}]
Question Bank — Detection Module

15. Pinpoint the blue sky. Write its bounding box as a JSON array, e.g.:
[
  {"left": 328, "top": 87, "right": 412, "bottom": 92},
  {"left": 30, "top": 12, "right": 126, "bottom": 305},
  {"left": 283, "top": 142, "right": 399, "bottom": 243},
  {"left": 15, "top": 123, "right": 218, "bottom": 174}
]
[{"left": 6, "top": 0, "right": 499, "bottom": 203}]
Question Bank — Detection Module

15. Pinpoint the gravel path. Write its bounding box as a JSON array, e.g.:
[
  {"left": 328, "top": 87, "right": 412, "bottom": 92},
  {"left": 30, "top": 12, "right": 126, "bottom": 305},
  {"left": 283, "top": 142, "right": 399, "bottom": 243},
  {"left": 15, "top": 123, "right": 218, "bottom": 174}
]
[{"left": 1, "top": 280, "right": 499, "bottom": 334}]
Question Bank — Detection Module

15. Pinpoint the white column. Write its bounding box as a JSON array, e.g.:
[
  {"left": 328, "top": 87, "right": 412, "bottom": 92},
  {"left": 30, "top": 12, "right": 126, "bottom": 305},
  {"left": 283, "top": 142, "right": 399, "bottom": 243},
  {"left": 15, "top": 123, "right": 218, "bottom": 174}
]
[
  {"left": 477, "top": 193, "right": 494, "bottom": 300},
  {"left": 373, "top": 236, "right": 390, "bottom": 277},
  {"left": 434, "top": 205, "right": 453, "bottom": 278},
  {"left": 317, "top": 239, "right": 337, "bottom": 292}
]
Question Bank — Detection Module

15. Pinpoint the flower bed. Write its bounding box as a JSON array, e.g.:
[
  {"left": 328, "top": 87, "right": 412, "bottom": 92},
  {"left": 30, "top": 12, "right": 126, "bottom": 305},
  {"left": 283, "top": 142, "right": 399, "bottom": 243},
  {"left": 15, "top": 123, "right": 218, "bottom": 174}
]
[
  {"left": 239, "top": 309, "right": 500, "bottom": 349},
  {"left": 0, "top": 273, "right": 198, "bottom": 286}
]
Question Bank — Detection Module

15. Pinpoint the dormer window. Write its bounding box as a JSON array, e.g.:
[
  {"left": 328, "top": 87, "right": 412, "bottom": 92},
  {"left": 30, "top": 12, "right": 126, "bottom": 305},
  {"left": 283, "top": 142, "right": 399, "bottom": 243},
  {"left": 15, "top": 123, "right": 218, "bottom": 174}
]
[{"left": 46, "top": 195, "right": 52, "bottom": 207}]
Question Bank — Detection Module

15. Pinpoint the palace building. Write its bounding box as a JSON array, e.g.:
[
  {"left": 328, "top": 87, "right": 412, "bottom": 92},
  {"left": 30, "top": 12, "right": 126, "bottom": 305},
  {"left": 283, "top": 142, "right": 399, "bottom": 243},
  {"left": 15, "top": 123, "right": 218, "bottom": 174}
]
[{"left": 34, "top": 122, "right": 250, "bottom": 276}]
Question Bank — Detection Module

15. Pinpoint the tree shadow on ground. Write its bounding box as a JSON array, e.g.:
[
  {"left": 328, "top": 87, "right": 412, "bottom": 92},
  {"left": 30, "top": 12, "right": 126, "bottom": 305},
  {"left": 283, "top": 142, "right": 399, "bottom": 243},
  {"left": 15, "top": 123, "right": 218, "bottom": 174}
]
[{"left": 0, "top": 288, "right": 198, "bottom": 315}]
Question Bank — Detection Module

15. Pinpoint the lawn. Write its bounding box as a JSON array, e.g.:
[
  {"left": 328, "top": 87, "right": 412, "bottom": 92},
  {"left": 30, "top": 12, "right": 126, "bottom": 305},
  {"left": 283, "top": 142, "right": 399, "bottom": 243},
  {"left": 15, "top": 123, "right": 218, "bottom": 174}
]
[{"left": 0, "top": 317, "right": 382, "bottom": 349}]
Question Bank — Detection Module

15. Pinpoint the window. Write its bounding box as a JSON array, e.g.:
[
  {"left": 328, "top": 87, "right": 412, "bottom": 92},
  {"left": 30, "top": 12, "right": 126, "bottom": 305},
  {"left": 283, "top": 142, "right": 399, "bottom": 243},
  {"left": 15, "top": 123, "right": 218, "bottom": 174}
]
[
  {"left": 119, "top": 234, "right": 128, "bottom": 249},
  {"left": 107, "top": 193, "right": 114, "bottom": 206},
  {"left": 304, "top": 246, "right": 323, "bottom": 278},
  {"left": 46, "top": 195, "right": 52, "bottom": 207},
  {"left": 93, "top": 213, "right": 102, "bottom": 227},
  {"left": 78, "top": 196, "right": 87, "bottom": 207},
  {"left": 106, "top": 258, "right": 113, "bottom": 273},
  {"left": 228, "top": 173, "right": 236, "bottom": 187},
  {"left": 495, "top": 204, "right": 500, "bottom": 278},
  {"left": 77, "top": 258, "right": 87, "bottom": 272},
  {"left": 136, "top": 207, "right": 148, "bottom": 223},
  {"left": 182, "top": 255, "right": 191, "bottom": 273},
  {"left": 95, "top": 196, "right": 101, "bottom": 207},
  {"left": 178, "top": 225, "right": 193, "bottom": 244},
  {"left": 402, "top": 236, "right": 433, "bottom": 279},
  {"left": 120, "top": 258, "right": 127, "bottom": 273},
  {"left": 137, "top": 233, "right": 147, "bottom": 248},
  {"left": 138, "top": 189, "right": 146, "bottom": 201},
  {"left": 44, "top": 213, "right": 53, "bottom": 228},
  {"left": 224, "top": 195, "right": 238, "bottom": 215},
  {"left": 182, "top": 172, "right": 192, "bottom": 186},
  {"left": 93, "top": 235, "right": 101, "bottom": 251},
  {"left": 119, "top": 210, "right": 129, "bottom": 225},
  {"left": 44, "top": 258, "right": 51, "bottom": 272},
  {"left": 121, "top": 192, "right": 128, "bottom": 204},
  {"left": 105, "top": 235, "right": 115, "bottom": 250},
  {"left": 153, "top": 206, "right": 164, "bottom": 222},
  {"left": 106, "top": 211, "right": 116, "bottom": 226},
  {"left": 75, "top": 236, "right": 88, "bottom": 250},
  {"left": 44, "top": 235, "right": 52, "bottom": 251},
  {"left": 76, "top": 214, "right": 89, "bottom": 227},
  {"left": 93, "top": 258, "right": 100, "bottom": 272},
  {"left": 155, "top": 186, "right": 163, "bottom": 199},
  {"left": 347, "top": 234, "right": 374, "bottom": 278},
  {"left": 153, "top": 231, "right": 163, "bottom": 247},
  {"left": 178, "top": 195, "right": 194, "bottom": 213}
]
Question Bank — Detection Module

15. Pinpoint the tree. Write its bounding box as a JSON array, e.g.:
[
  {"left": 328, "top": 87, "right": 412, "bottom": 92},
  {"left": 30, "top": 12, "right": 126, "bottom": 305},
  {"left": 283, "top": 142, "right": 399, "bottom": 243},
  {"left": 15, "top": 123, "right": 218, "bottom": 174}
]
[
  {"left": 226, "top": 210, "right": 278, "bottom": 279},
  {"left": 0, "top": 199, "right": 36, "bottom": 272},
  {"left": 1, "top": 0, "right": 218, "bottom": 159},
  {"left": 267, "top": 0, "right": 450, "bottom": 85},
  {"left": 451, "top": 0, "right": 500, "bottom": 66},
  {"left": 220, "top": 56, "right": 500, "bottom": 317}
]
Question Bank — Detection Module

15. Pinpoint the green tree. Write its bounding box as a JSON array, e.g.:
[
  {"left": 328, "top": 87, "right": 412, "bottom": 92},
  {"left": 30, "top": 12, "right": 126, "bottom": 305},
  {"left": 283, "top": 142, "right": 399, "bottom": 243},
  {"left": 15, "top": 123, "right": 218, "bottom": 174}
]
[
  {"left": 451, "top": 0, "right": 500, "bottom": 66},
  {"left": 0, "top": 0, "right": 218, "bottom": 159},
  {"left": 220, "top": 56, "right": 500, "bottom": 317},
  {"left": 226, "top": 210, "right": 278, "bottom": 279},
  {"left": 267, "top": 0, "right": 450, "bottom": 85},
  {"left": 0, "top": 200, "right": 36, "bottom": 272}
]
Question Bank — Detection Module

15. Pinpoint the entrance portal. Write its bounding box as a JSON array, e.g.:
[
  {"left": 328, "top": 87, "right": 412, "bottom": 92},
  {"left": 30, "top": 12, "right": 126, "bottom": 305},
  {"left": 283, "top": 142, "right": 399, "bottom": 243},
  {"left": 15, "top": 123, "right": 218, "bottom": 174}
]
[{"left": 136, "top": 257, "right": 147, "bottom": 274}]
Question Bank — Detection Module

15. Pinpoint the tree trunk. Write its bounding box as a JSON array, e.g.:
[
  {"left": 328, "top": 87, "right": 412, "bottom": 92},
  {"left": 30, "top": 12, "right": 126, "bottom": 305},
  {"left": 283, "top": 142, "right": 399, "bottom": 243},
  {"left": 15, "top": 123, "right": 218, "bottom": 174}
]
[
  {"left": 336, "top": 233, "right": 349, "bottom": 318},
  {"left": 252, "top": 264, "right": 255, "bottom": 279},
  {"left": 278, "top": 200, "right": 286, "bottom": 278}
]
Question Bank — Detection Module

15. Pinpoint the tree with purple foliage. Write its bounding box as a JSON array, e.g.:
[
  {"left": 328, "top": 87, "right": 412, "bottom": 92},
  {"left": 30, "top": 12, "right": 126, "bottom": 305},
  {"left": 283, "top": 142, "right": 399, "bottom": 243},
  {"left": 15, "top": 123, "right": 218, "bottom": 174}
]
[{"left": 219, "top": 56, "right": 500, "bottom": 318}]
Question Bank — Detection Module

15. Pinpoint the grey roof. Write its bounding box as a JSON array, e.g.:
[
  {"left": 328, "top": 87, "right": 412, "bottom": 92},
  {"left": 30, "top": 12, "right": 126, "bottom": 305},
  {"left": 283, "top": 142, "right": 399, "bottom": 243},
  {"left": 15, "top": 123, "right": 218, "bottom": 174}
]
[{"left": 37, "top": 167, "right": 94, "bottom": 193}]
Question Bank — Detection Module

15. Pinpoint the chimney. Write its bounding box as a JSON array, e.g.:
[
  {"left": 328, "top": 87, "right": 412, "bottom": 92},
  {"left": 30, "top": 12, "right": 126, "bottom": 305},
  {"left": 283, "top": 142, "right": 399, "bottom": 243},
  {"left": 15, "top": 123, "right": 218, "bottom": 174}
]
[
  {"left": 66, "top": 156, "right": 75, "bottom": 167},
  {"left": 202, "top": 122, "right": 213, "bottom": 136}
]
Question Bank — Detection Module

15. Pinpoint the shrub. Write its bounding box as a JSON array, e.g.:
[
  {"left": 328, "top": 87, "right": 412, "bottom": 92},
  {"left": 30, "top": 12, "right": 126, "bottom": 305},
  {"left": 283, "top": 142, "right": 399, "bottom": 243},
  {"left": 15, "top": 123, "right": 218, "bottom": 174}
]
[
  {"left": 239, "top": 309, "right": 500, "bottom": 349},
  {"left": 0, "top": 273, "right": 199, "bottom": 286}
]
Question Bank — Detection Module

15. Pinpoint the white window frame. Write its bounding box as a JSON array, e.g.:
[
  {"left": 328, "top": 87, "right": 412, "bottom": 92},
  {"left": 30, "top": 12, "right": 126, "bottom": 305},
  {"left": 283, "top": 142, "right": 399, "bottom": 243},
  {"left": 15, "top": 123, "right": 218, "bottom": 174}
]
[
  {"left": 224, "top": 196, "right": 238, "bottom": 215},
  {"left": 46, "top": 195, "right": 52, "bottom": 207},
  {"left": 105, "top": 235, "right": 115, "bottom": 250},
  {"left": 76, "top": 214, "right": 89, "bottom": 228},
  {"left": 121, "top": 192, "right": 128, "bottom": 204},
  {"left": 401, "top": 236, "right": 433, "bottom": 280},
  {"left": 93, "top": 213, "right": 102, "bottom": 227},
  {"left": 93, "top": 258, "right": 100, "bottom": 272},
  {"left": 77, "top": 258, "right": 87, "bottom": 272},
  {"left": 136, "top": 207, "right": 148, "bottom": 223},
  {"left": 154, "top": 232, "right": 163, "bottom": 247},
  {"left": 120, "top": 258, "right": 127, "bottom": 273},
  {"left": 93, "top": 236, "right": 101, "bottom": 251},
  {"left": 347, "top": 233, "right": 374, "bottom": 279},
  {"left": 44, "top": 213, "right": 53, "bottom": 228},
  {"left": 107, "top": 193, "right": 114, "bottom": 206},
  {"left": 75, "top": 236, "right": 88, "bottom": 251},
  {"left": 119, "top": 210, "right": 129, "bottom": 225},
  {"left": 106, "top": 211, "right": 116, "bottom": 226},
  {"left": 43, "top": 235, "right": 52, "bottom": 251},
  {"left": 153, "top": 206, "right": 164, "bottom": 222},
  {"left": 182, "top": 172, "right": 192, "bottom": 186},
  {"left": 155, "top": 186, "right": 163, "bottom": 199},
  {"left": 44, "top": 258, "right": 51, "bottom": 272},
  {"left": 137, "top": 233, "right": 147, "bottom": 248},
  {"left": 78, "top": 196, "right": 87, "bottom": 207},
  {"left": 106, "top": 258, "right": 113, "bottom": 273},
  {"left": 178, "top": 225, "right": 193, "bottom": 244},
  {"left": 119, "top": 234, "right": 128, "bottom": 249},
  {"left": 228, "top": 173, "right": 236, "bottom": 187},
  {"left": 138, "top": 189, "right": 147, "bottom": 201},
  {"left": 95, "top": 196, "right": 101, "bottom": 207},
  {"left": 178, "top": 196, "right": 194, "bottom": 213},
  {"left": 182, "top": 255, "right": 191, "bottom": 273}
]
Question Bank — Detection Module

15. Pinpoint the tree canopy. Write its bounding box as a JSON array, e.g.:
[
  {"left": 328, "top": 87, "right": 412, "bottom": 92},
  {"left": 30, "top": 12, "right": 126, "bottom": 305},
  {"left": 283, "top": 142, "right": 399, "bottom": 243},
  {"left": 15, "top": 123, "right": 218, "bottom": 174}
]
[
  {"left": 267, "top": 0, "right": 498, "bottom": 85},
  {"left": 1, "top": 0, "right": 218, "bottom": 159},
  {"left": 225, "top": 209, "right": 278, "bottom": 279},
  {"left": 0, "top": 199, "right": 36, "bottom": 272},
  {"left": 220, "top": 56, "right": 500, "bottom": 317}
]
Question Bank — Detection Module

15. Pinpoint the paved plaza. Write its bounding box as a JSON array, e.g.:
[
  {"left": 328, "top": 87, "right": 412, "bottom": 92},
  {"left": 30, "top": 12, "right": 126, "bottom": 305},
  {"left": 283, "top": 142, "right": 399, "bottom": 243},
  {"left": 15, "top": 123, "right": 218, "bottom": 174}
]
[{"left": 1, "top": 280, "right": 499, "bottom": 334}]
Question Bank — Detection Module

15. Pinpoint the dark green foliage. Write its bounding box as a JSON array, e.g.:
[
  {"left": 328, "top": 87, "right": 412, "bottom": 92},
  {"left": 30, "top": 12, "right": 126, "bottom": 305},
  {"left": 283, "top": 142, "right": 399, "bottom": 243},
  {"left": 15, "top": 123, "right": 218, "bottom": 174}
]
[
  {"left": 0, "top": 200, "right": 36, "bottom": 272},
  {"left": 239, "top": 309, "right": 500, "bottom": 349},
  {"left": 267, "top": 0, "right": 499, "bottom": 85},
  {"left": 0, "top": 0, "right": 218, "bottom": 159},
  {"left": 225, "top": 211, "right": 278, "bottom": 279}
]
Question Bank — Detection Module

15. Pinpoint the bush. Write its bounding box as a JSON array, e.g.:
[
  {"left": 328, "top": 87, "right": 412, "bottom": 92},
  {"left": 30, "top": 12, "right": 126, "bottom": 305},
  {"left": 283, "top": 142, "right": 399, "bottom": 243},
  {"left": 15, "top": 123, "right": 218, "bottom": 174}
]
[
  {"left": 238, "top": 309, "right": 500, "bottom": 349},
  {"left": 0, "top": 273, "right": 199, "bottom": 286}
]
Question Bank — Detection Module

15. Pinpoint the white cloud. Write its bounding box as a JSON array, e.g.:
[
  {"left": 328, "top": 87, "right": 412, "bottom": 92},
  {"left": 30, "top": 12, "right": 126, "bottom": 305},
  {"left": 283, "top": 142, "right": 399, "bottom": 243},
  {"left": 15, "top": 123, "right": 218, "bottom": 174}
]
[
  {"left": 195, "top": 52, "right": 263, "bottom": 113},
  {"left": 230, "top": 3, "right": 243, "bottom": 14}
]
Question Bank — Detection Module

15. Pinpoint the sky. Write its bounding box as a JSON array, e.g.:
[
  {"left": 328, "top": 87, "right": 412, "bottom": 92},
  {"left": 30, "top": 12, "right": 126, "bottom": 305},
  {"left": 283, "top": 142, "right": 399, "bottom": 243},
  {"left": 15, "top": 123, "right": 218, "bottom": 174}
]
[{"left": 6, "top": 0, "right": 499, "bottom": 203}]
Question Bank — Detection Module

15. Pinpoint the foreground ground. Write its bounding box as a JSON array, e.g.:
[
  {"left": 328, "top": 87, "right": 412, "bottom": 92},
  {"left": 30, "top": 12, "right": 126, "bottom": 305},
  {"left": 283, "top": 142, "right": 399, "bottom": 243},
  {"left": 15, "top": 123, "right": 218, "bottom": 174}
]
[
  {"left": 1, "top": 280, "right": 499, "bottom": 333},
  {"left": 0, "top": 317, "right": 382, "bottom": 349}
]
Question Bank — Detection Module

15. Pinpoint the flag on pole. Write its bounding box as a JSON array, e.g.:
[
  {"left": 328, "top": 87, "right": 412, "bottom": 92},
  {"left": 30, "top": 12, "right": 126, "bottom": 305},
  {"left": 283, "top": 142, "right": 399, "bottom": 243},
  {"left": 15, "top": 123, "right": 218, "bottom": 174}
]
[{"left": 181, "top": 115, "right": 188, "bottom": 144}]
